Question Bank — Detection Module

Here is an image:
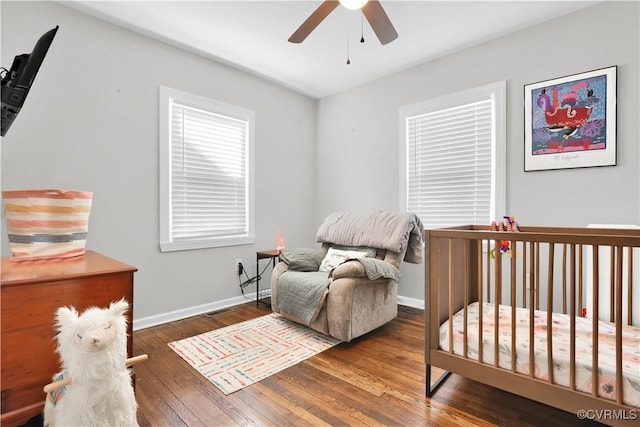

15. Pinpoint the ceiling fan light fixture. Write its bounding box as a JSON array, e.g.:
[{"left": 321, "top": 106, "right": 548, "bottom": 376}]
[
  {"left": 289, "top": 0, "right": 397, "bottom": 45},
  {"left": 339, "top": 0, "right": 369, "bottom": 10}
]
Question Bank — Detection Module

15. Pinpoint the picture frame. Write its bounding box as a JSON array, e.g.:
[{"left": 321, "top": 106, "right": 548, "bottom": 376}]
[{"left": 524, "top": 66, "right": 617, "bottom": 171}]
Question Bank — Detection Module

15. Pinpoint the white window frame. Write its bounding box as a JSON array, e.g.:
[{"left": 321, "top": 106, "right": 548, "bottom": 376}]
[
  {"left": 399, "top": 81, "right": 506, "bottom": 228},
  {"left": 159, "top": 86, "right": 255, "bottom": 252}
]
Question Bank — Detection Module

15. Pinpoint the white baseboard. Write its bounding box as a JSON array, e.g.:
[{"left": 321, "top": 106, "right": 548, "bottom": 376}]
[
  {"left": 397, "top": 295, "right": 425, "bottom": 310},
  {"left": 133, "top": 294, "right": 255, "bottom": 331},
  {"left": 133, "top": 293, "right": 425, "bottom": 331}
]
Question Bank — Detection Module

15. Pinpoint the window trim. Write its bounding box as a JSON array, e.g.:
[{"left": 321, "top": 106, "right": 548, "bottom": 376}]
[
  {"left": 159, "top": 86, "right": 255, "bottom": 252},
  {"left": 399, "top": 81, "right": 506, "bottom": 227}
]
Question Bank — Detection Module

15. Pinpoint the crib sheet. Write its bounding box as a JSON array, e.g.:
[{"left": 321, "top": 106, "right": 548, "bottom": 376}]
[{"left": 439, "top": 302, "right": 640, "bottom": 407}]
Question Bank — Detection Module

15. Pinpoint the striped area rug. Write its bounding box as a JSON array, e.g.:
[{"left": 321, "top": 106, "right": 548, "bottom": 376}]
[{"left": 168, "top": 313, "right": 341, "bottom": 394}]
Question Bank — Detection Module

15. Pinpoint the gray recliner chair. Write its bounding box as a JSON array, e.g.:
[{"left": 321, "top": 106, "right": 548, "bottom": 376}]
[{"left": 270, "top": 212, "right": 424, "bottom": 342}]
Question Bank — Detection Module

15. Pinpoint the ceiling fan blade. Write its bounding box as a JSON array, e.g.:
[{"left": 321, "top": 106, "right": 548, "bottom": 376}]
[
  {"left": 288, "top": 1, "right": 340, "bottom": 43},
  {"left": 361, "top": 0, "right": 398, "bottom": 45}
]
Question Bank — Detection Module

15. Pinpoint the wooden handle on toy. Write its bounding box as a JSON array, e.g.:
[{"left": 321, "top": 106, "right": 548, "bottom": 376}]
[
  {"left": 43, "top": 377, "right": 72, "bottom": 394},
  {"left": 43, "top": 354, "right": 149, "bottom": 393},
  {"left": 126, "top": 354, "right": 148, "bottom": 366}
]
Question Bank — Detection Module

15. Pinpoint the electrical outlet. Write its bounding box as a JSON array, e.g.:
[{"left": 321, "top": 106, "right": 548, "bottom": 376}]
[{"left": 235, "top": 259, "right": 244, "bottom": 275}]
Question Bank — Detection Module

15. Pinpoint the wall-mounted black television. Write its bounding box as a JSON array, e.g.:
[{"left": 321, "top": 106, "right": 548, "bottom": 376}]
[{"left": 1, "top": 25, "right": 59, "bottom": 137}]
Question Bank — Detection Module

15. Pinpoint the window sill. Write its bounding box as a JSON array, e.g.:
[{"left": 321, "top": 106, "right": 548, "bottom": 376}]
[{"left": 160, "top": 235, "right": 255, "bottom": 252}]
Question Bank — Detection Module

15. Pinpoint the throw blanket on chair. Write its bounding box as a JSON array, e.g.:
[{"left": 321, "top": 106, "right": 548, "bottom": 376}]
[
  {"left": 349, "top": 257, "right": 401, "bottom": 282},
  {"left": 276, "top": 271, "right": 330, "bottom": 326},
  {"left": 316, "top": 212, "right": 424, "bottom": 263}
]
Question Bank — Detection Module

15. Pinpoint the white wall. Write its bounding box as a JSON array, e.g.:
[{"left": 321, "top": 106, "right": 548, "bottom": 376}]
[
  {"left": 2, "top": 1, "right": 638, "bottom": 322},
  {"left": 316, "top": 1, "right": 640, "bottom": 301},
  {"left": 0, "top": 1, "right": 318, "bottom": 322}
]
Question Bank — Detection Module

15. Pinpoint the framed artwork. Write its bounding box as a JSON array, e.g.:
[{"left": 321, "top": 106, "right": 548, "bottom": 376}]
[{"left": 524, "top": 66, "right": 617, "bottom": 171}]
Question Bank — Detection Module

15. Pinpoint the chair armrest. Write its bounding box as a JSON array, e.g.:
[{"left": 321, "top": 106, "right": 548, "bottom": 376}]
[
  {"left": 330, "top": 260, "right": 367, "bottom": 279},
  {"left": 270, "top": 261, "right": 290, "bottom": 313},
  {"left": 325, "top": 275, "right": 398, "bottom": 342}
]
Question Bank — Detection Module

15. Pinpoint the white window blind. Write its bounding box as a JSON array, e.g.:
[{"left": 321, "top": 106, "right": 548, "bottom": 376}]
[
  {"left": 160, "top": 86, "right": 255, "bottom": 251},
  {"left": 400, "top": 82, "right": 506, "bottom": 229}
]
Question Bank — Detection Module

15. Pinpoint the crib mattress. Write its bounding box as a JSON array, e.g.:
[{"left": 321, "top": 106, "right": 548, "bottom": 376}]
[{"left": 439, "top": 302, "right": 640, "bottom": 407}]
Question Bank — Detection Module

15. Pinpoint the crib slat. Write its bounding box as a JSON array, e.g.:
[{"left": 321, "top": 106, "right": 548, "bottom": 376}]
[
  {"left": 578, "top": 245, "right": 583, "bottom": 318},
  {"left": 478, "top": 239, "right": 484, "bottom": 364},
  {"left": 546, "top": 243, "right": 554, "bottom": 385},
  {"left": 511, "top": 240, "right": 517, "bottom": 372},
  {"left": 496, "top": 245, "right": 502, "bottom": 305},
  {"left": 535, "top": 242, "right": 540, "bottom": 310},
  {"left": 547, "top": 243, "right": 555, "bottom": 310},
  {"left": 494, "top": 245, "right": 501, "bottom": 368},
  {"left": 529, "top": 242, "right": 535, "bottom": 308},
  {"left": 610, "top": 249, "right": 615, "bottom": 323},
  {"left": 562, "top": 243, "right": 568, "bottom": 314},
  {"left": 627, "top": 247, "right": 634, "bottom": 326},
  {"left": 529, "top": 241, "right": 535, "bottom": 379},
  {"left": 486, "top": 240, "right": 491, "bottom": 304},
  {"left": 522, "top": 242, "right": 527, "bottom": 308},
  {"left": 463, "top": 240, "right": 468, "bottom": 359},
  {"left": 592, "top": 245, "right": 600, "bottom": 399},
  {"left": 448, "top": 238, "right": 454, "bottom": 355},
  {"left": 615, "top": 246, "right": 623, "bottom": 405},
  {"left": 569, "top": 244, "right": 576, "bottom": 391}
]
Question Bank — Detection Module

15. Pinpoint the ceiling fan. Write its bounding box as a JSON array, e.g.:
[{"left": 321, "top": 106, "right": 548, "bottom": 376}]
[{"left": 288, "top": 0, "right": 398, "bottom": 45}]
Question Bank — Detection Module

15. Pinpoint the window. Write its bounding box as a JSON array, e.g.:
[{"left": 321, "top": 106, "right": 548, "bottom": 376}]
[
  {"left": 159, "top": 86, "right": 255, "bottom": 251},
  {"left": 399, "top": 81, "right": 506, "bottom": 228}
]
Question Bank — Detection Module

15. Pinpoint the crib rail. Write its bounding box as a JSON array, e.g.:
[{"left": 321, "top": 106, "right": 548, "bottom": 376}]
[{"left": 425, "top": 225, "right": 640, "bottom": 425}]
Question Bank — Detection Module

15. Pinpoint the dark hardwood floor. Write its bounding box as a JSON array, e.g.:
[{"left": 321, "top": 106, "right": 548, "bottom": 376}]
[{"left": 132, "top": 303, "right": 600, "bottom": 426}]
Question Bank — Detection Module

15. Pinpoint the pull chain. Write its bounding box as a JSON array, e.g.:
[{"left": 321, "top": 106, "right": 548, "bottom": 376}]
[
  {"left": 346, "top": 30, "right": 351, "bottom": 64},
  {"left": 361, "top": 12, "right": 365, "bottom": 43}
]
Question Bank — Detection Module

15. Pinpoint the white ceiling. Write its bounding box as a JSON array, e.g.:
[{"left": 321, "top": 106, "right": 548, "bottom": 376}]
[{"left": 59, "top": 0, "right": 598, "bottom": 99}]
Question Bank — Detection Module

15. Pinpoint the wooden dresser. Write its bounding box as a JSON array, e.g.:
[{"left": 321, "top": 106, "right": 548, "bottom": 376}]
[{"left": 0, "top": 251, "right": 137, "bottom": 427}]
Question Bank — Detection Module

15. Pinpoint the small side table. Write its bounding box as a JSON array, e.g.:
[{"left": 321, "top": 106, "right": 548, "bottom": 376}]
[{"left": 256, "top": 249, "right": 280, "bottom": 307}]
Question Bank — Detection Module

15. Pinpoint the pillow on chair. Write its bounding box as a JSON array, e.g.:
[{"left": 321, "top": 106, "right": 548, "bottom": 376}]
[
  {"left": 280, "top": 248, "right": 325, "bottom": 272},
  {"left": 318, "top": 247, "right": 372, "bottom": 272}
]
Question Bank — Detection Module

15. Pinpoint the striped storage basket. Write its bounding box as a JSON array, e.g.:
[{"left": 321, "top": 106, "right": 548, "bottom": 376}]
[{"left": 3, "top": 189, "right": 93, "bottom": 261}]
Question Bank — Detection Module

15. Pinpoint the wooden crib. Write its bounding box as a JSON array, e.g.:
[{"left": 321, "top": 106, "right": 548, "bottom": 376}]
[{"left": 425, "top": 225, "right": 640, "bottom": 426}]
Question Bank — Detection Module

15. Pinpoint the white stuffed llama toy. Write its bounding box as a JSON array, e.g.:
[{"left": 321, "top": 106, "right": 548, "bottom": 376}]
[{"left": 43, "top": 299, "right": 138, "bottom": 427}]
